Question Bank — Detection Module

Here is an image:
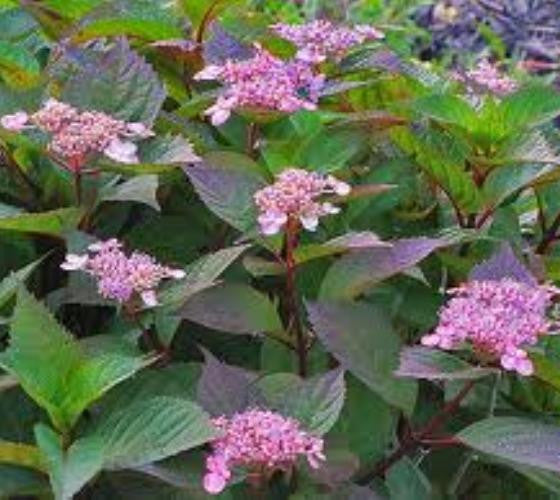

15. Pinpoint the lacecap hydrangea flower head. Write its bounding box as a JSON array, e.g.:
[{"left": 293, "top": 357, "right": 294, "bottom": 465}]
[
  {"left": 271, "top": 20, "right": 384, "bottom": 63},
  {"left": 203, "top": 408, "right": 325, "bottom": 494},
  {"left": 421, "top": 277, "right": 558, "bottom": 376},
  {"left": 253, "top": 168, "right": 351, "bottom": 235},
  {"left": 0, "top": 99, "right": 154, "bottom": 171},
  {"left": 61, "top": 239, "right": 185, "bottom": 308},
  {"left": 194, "top": 44, "right": 325, "bottom": 126}
]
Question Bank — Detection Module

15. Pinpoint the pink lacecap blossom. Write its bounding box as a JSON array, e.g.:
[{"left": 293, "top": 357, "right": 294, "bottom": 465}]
[
  {"left": 453, "top": 59, "right": 518, "bottom": 96},
  {"left": 421, "top": 278, "right": 559, "bottom": 376},
  {"left": 61, "top": 239, "right": 185, "bottom": 308},
  {"left": 271, "top": 20, "right": 384, "bottom": 63},
  {"left": 194, "top": 45, "right": 325, "bottom": 126},
  {"left": 254, "top": 168, "right": 350, "bottom": 235},
  {"left": 203, "top": 409, "right": 325, "bottom": 495},
  {"left": 0, "top": 99, "right": 155, "bottom": 171}
]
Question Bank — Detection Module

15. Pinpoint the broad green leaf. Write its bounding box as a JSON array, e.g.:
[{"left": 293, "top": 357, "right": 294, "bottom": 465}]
[
  {"left": 34, "top": 424, "right": 103, "bottom": 500},
  {"left": 0, "top": 464, "right": 49, "bottom": 497},
  {"left": 59, "top": 38, "right": 165, "bottom": 125},
  {"left": 411, "top": 93, "right": 477, "bottom": 129},
  {"left": 184, "top": 152, "right": 267, "bottom": 231},
  {"left": 1, "top": 289, "right": 151, "bottom": 431},
  {"left": 72, "top": 20, "right": 182, "bottom": 44},
  {"left": 307, "top": 301, "right": 417, "bottom": 414},
  {"left": 258, "top": 369, "right": 346, "bottom": 435},
  {"left": 0, "top": 256, "right": 44, "bottom": 309},
  {"left": 319, "top": 237, "right": 450, "bottom": 300},
  {"left": 0, "top": 208, "right": 83, "bottom": 236},
  {"left": 532, "top": 353, "right": 560, "bottom": 393},
  {"left": 0, "top": 40, "right": 40, "bottom": 89},
  {"left": 502, "top": 85, "right": 560, "bottom": 129},
  {"left": 396, "top": 346, "right": 497, "bottom": 380},
  {"left": 458, "top": 417, "right": 560, "bottom": 472},
  {"left": 101, "top": 175, "right": 160, "bottom": 211},
  {"left": 161, "top": 244, "right": 250, "bottom": 309},
  {"left": 177, "top": 282, "right": 283, "bottom": 336},
  {"left": 386, "top": 458, "right": 431, "bottom": 500}
]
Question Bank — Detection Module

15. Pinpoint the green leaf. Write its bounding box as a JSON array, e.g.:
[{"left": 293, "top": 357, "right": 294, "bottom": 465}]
[
  {"left": 0, "top": 289, "right": 151, "bottom": 431},
  {"left": 0, "top": 464, "right": 49, "bottom": 497},
  {"left": 411, "top": 93, "right": 477, "bottom": 129},
  {"left": 161, "top": 244, "right": 250, "bottom": 309},
  {"left": 319, "top": 237, "right": 450, "bottom": 300},
  {"left": 307, "top": 301, "right": 417, "bottom": 414},
  {"left": 458, "top": 417, "right": 560, "bottom": 472},
  {"left": 178, "top": 283, "right": 283, "bottom": 336},
  {"left": 258, "top": 369, "right": 346, "bottom": 435},
  {"left": 0, "top": 40, "right": 40, "bottom": 89},
  {"left": 396, "top": 346, "right": 497, "bottom": 380},
  {"left": 386, "top": 457, "right": 431, "bottom": 500},
  {"left": 0, "top": 256, "right": 44, "bottom": 309},
  {"left": 531, "top": 353, "right": 560, "bottom": 393},
  {"left": 0, "top": 208, "right": 83, "bottom": 236},
  {"left": 60, "top": 38, "right": 165, "bottom": 125},
  {"left": 184, "top": 152, "right": 267, "bottom": 231},
  {"left": 101, "top": 175, "right": 160, "bottom": 211},
  {"left": 34, "top": 424, "right": 104, "bottom": 500},
  {"left": 502, "top": 85, "right": 560, "bottom": 129},
  {"left": 0, "top": 441, "right": 44, "bottom": 472}
]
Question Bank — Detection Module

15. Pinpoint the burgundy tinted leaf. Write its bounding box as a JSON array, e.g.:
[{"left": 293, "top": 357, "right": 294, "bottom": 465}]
[
  {"left": 396, "top": 346, "right": 497, "bottom": 380},
  {"left": 203, "top": 24, "right": 253, "bottom": 64},
  {"left": 307, "top": 301, "right": 417, "bottom": 414},
  {"left": 469, "top": 243, "right": 537, "bottom": 285},
  {"left": 458, "top": 417, "right": 560, "bottom": 472},
  {"left": 196, "top": 348, "right": 259, "bottom": 417},
  {"left": 319, "top": 237, "right": 450, "bottom": 300}
]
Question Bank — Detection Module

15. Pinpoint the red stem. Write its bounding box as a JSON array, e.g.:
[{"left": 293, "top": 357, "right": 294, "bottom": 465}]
[
  {"left": 355, "top": 380, "right": 476, "bottom": 484},
  {"left": 284, "top": 217, "right": 307, "bottom": 377}
]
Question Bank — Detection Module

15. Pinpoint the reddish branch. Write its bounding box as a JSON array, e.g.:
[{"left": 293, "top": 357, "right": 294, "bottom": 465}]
[{"left": 354, "top": 380, "right": 476, "bottom": 484}]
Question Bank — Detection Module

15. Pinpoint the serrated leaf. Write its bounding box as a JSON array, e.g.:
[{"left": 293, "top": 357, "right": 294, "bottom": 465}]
[
  {"left": 458, "top": 417, "right": 560, "bottom": 472},
  {"left": 59, "top": 38, "right": 165, "bottom": 125},
  {"left": 469, "top": 243, "right": 536, "bottom": 284},
  {"left": 307, "top": 301, "right": 417, "bottom": 414},
  {"left": 197, "top": 348, "right": 256, "bottom": 417},
  {"left": 258, "top": 369, "right": 345, "bottom": 435},
  {"left": 1, "top": 289, "right": 151, "bottom": 431},
  {"left": 0, "top": 208, "right": 83, "bottom": 236},
  {"left": 101, "top": 174, "right": 160, "bottom": 211},
  {"left": 0, "top": 40, "right": 40, "bottom": 89},
  {"left": 178, "top": 283, "right": 283, "bottom": 336},
  {"left": 396, "top": 346, "right": 497, "bottom": 380},
  {"left": 502, "top": 85, "right": 560, "bottom": 129},
  {"left": 411, "top": 93, "right": 477, "bottom": 129},
  {"left": 184, "top": 153, "right": 267, "bottom": 231},
  {"left": 0, "top": 256, "right": 43, "bottom": 309},
  {"left": 319, "top": 237, "right": 450, "bottom": 300}
]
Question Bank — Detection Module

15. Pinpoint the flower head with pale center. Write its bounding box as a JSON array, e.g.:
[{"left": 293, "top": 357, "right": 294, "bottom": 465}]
[
  {"left": 0, "top": 99, "right": 155, "bottom": 171},
  {"left": 271, "top": 20, "right": 384, "bottom": 63},
  {"left": 194, "top": 45, "right": 325, "bottom": 126},
  {"left": 203, "top": 409, "right": 325, "bottom": 494},
  {"left": 454, "top": 59, "right": 518, "bottom": 96},
  {"left": 253, "top": 168, "right": 350, "bottom": 235},
  {"left": 421, "top": 278, "right": 558, "bottom": 376},
  {"left": 61, "top": 239, "right": 185, "bottom": 308}
]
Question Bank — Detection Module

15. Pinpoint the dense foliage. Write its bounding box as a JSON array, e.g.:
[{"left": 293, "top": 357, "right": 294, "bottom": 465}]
[{"left": 1, "top": 0, "right": 560, "bottom": 498}]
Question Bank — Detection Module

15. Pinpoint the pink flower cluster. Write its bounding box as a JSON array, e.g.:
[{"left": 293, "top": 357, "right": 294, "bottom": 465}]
[
  {"left": 61, "top": 239, "right": 185, "bottom": 308},
  {"left": 455, "top": 59, "right": 518, "bottom": 96},
  {"left": 0, "top": 99, "right": 154, "bottom": 170},
  {"left": 421, "top": 279, "right": 558, "bottom": 376},
  {"left": 254, "top": 168, "right": 351, "bottom": 235},
  {"left": 271, "top": 20, "right": 384, "bottom": 63},
  {"left": 203, "top": 409, "right": 325, "bottom": 494},
  {"left": 194, "top": 45, "right": 325, "bottom": 126}
]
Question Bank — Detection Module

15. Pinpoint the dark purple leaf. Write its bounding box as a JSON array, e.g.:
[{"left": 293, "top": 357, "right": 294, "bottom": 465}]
[
  {"left": 396, "top": 346, "right": 497, "bottom": 380},
  {"left": 469, "top": 243, "right": 537, "bottom": 285},
  {"left": 196, "top": 348, "right": 259, "bottom": 417},
  {"left": 203, "top": 24, "right": 253, "bottom": 64},
  {"left": 307, "top": 301, "right": 417, "bottom": 414},
  {"left": 319, "top": 237, "right": 451, "bottom": 300}
]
